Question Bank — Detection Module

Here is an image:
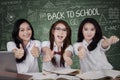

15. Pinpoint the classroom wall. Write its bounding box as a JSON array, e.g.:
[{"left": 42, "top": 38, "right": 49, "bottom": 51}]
[{"left": 0, "top": 0, "right": 120, "bottom": 70}]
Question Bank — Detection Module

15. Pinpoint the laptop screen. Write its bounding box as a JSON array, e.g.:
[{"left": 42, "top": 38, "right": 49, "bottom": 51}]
[{"left": 0, "top": 51, "right": 17, "bottom": 73}]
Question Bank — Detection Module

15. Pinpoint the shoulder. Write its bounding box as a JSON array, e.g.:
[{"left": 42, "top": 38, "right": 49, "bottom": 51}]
[
  {"left": 73, "top": 42, "right": 81, "bottom": 48},
  {"left": 67, "top": 45, "right": 73, "bottom": 49},
  {"left": 42, "top": 41, "right": 50, "bottom": 45},
  {"left": 32, "top": 40, "right": 41, "bottom": 44},
  {"left": 41, "top": 41, "right": 50, "bottom": 47},
  {"left": 7, "top": 41, "right": 16, "bottom": 51},
  {"left": 7, "top": 41, "right": 15, "bottom": 45}
]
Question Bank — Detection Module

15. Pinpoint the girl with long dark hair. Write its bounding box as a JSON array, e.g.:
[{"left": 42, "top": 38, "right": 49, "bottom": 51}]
[
  {"left": 73, "top": 18, "right": 119, "bottom": 73},
  {"left": 7, "top": 19, "right": 41, "bottom": 73}
]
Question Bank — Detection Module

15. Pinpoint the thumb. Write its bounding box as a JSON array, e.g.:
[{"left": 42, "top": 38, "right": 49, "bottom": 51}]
[
  {"left": 51, "top": 50, "right": 54, "bottom": 55},
  {"left": 33, "top": 43, "right": 36, "bottom": 48},
  {"left": 19, "top": 44, "right": 23, "bottom": 49},
  {"left": 103, "top": 36, "right": 108, "bottom": 40}
]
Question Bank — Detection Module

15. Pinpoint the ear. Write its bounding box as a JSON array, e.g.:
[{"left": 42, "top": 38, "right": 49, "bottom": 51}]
[{"left": 52, "top": 29, "right": 55, "bottom": 35}]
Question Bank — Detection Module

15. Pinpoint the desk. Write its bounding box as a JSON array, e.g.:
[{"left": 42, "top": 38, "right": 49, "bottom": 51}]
[{"left": 0, "top": 71, "right": 32, "bottom": 80}]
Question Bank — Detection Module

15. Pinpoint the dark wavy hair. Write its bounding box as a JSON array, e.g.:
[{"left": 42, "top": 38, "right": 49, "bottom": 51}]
[
  {"left": 77, "top": 18, "right": 102, "bottom": 51},
  {"left": 49, "top": 20, "right": 71, "bottom": 67},
  {"left": 12, "top": 18, "right": 35, "bottom": 63}
]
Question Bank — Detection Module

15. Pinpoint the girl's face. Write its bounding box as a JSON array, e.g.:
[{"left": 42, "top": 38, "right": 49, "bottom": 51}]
[
  {"left": 82, "top": 23, "right": 96, "bottom": 42},
  {"left": 19, "top": 22, "right": 32, "bottom": 43},
  {"left": 53, "top": 23, "right": 67, "bottom": 43}
]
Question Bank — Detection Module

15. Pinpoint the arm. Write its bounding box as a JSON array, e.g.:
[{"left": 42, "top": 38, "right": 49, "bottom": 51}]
[
  {"left": 77, "top": 45, "right": 86, "bottom": 59},
  {"left": 102, "top": 36, "right": 119, "bottom": 49},
  {"left": 31, "top": 41, "right": 41, "bottom": 58},
  {"left": 63, "top": 45, "right": 73, "bottom": 66},
  {"left": 73, "top": 43, "right": 86, "bottom": 59},
  {"left": 63, "top": 50, "right": 73, "bottom": 66},
  {"left": 42, "top": 46, "right": 54, "bottom": 62},
  {"left": 12, "top": 44, "right": 24, "bottom": 59},
  {"left": 7, "top": 42, "right": 24, "bottom": 59}
]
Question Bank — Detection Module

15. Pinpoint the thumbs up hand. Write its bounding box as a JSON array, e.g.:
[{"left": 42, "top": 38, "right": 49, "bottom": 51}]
[
  {"left": 78, "top": 44, "right": 86, "bottom": 59},
  {"left": 63, "top": 53, "right": 73, "bottom": 66},
  {"left": 31, "top": 43, "right": 40, "bottom": 58},
  {"left": 108, "top": 36, "right": 119, "bottom": 44},
  {"left": 13, "top": 44, "right": 24, "bottom": 59},
  {"left": 43, "top": 50, "right": 54, "bottom": 62},
  {"left": 102, "top": 36, "right": 119, "bottom": 48}
]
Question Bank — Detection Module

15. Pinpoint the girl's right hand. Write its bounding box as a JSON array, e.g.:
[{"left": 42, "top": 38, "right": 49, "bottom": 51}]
[
  {"left": 43, "top": 50, "right": 54, "bottom": 62},
  {"left": 13, "top": 44, "right": 24, "bottom": 59},
  {"left": 78, "top": 45, "right": 86, "bottom": 59}
]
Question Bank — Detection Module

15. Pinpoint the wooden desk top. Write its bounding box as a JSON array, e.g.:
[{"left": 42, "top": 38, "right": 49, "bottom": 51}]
[{"left": 0, "top": 71, "right": 32, "bottom": 80}]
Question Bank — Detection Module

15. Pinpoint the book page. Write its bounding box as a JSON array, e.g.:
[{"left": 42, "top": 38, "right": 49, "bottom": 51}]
[
  {"left": 24, "top": 72, "right": 80, "bottom": 80},
  {"left": 47, "top": 68, "right": 80, "bottom": 75},
  {"left": 57, "top": 75, "right": 80, "bottom": 80},
  {"left": 76, "top": 70, "right": 120, "bottom": 79},
  {"left": 24, "top": 72, "right": 57, "bottom": 80},
  {"left": 103, "top": 70, "right": 120, "bottom": 79}
]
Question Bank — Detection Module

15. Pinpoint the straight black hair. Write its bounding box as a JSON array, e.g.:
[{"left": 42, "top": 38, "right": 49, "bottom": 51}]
[
  {"left": 12, "top": 18, "right": 35, "bottom": 63},
  {"left": 77, "top": 18, "right": 102, "bottom": 51}
]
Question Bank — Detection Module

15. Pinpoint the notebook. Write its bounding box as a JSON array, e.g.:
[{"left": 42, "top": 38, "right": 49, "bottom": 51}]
[{"left": 0, "top": 51, "right": 17, "bottom": 73}]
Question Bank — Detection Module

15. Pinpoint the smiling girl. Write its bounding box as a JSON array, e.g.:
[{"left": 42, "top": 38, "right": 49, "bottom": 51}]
[
  {"left": 7, "top": 19, "right": 41, "bottom": 73},
  {"left": 42, "top": 20, "right": 73, "bottom": 72},
  {"left": 73, "top": 18, "right": 119, "bottom": 73}
]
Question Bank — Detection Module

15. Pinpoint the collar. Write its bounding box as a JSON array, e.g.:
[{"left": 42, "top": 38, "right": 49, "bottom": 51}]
[
  {"left": 53, "top": 42, "right": 63, "bottom": 48},
  {"left": 83, "top": 39, "right": 92, "bottom": 46},
  {"left": 26, "top": 40, "right": 32, "bottom": 49}
]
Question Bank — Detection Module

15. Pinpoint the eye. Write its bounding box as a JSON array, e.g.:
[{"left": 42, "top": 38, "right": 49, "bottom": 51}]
[
  {"left": 84, "top": 28, "right": 88, "bottom": 31},
  {"left": 27, "top": 27, "right": 31, "bottom": 30},
  {"left": 62, "top": 28, "right": 67, "bottom": 31},
  {"left": 91, "top": 28, "right": 95, "bottom": 31},
  {"left": 20, "top": 29, "right": 24, "bottom": 32},
  {"left": 55, "top": 27, "right": 61, "bottom": 30}
]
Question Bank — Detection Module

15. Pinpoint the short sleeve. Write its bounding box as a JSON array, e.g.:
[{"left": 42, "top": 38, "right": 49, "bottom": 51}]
[
  {"left": 7, "top": 41, "right": 16, "bottom": 51},
  {"left": 34, "top": 40, "right": 41, "bottom": 53},
  {"left": 41, "top": 41, "right": 50, "bottom": 48},
  {"left": 99, "top": 39, "right": 110, "bottom": 52},
  {"left": 73, "top": 43, "right": 80, "bottom": 55},
  {"left": 65, "top": 45, "right": 73, "bottom": 54}
]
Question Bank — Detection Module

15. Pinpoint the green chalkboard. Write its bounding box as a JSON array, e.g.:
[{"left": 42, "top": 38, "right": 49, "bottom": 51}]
[{"left": 0, "top": 0, "right": 120, "bottom": 71}]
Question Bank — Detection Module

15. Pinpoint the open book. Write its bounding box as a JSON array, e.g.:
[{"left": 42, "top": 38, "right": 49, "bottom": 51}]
[
  {"left": 25, "top": 72, "right": 80, "bottom": 80},
  {"left": 44, "top": 68, "right": 80, "bottom": 76},
  {"left": 76, "top": 69, "right": 120, "bottom": 80}
]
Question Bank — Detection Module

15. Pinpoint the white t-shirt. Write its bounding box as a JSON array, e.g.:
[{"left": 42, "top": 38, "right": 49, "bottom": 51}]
[
  {"left": 7, "top": 40, "right": 41, "bottom": 73},
  {"left": 73, "top": 39, "right": 113, "bottom": 73},
  {"left": 41, "top": 41, "right": 73, "bottom": 71}
]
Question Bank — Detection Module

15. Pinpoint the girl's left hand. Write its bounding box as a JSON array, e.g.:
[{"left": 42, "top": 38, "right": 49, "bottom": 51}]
[
  {"left": 103, "top": 36, "right": 119, "bottom": 46},
  {"left": 108, "top": 36, "right": 119, "bottom": 45},
  {"left": 31, "top": 44, "right": 39, "bottom": 58},
  {"left": 63, "top": 54, "right": 72, "bottom": 66}
]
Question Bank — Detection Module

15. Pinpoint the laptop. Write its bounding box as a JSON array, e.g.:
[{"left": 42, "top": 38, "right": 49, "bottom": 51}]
[{"left": 0, "top": 51, "right": 17, "bottom": 73}]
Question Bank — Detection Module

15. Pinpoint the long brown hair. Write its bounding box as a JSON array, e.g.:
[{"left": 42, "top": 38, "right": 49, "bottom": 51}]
[{"left": 49, "top": 20, "right": 71, "bottom": 67}]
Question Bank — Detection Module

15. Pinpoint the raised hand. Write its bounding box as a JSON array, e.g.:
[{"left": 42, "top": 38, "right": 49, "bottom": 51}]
[
  {"left": 102, "top": 36, "right": 119, "bottom": 48},
  {"left": 63, "top": 53, "right": 73, "bottom": 66},
  {"left": 13, "top": 44, "right": 24, "bottom": 59},
  {"left": 78, "top": 45, "right": 86, "bottom": 59},
  {"left": 43, "top": 50, "right": 54, "bottom": 62},
  {"left": 108, "top": 36, "right": 119, "bottom": 45},
  {"left": 31, "top": 43, "right": 39, "bottom": 58}
]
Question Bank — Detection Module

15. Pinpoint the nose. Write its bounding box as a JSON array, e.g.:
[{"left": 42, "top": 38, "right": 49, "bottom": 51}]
[{"left": 24, "top": 30, "right": 29, "bottom": 34}]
